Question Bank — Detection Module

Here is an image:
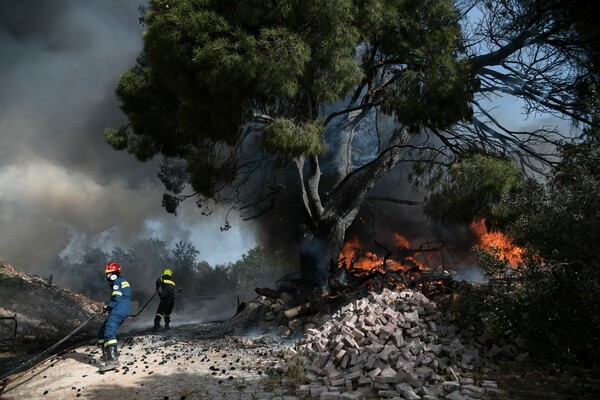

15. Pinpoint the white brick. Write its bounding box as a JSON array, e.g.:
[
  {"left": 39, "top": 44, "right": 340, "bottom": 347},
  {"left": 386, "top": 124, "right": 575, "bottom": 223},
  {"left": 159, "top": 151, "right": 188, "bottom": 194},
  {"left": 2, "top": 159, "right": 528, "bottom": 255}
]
[
  {"left": 319, "top": 391, "right": 341, "bottom": 400},
  {"left": 404, "top": 310, "right": 419, "bottom": 323},
  {"left": 365, "top": 353, "right": 378, "bottom": 369},
  {"left": 331, "top": 377, "right": 346, "bottom": 387},
  {"left": 352, "top": 328, "right": 365, "bottom": 341},
  {"left": 383, "top": 307, "right": 400, "bottom": 320},
  {"left": 391, "top": 331, "right": 405, "bottom": 347},
  {"left": 379, "top": 344, "right": 397, "bottom": 361},
  {"left": 368, "top": 341, "right": 385, "bottom": 352},
  {"left": 310, "top": 385, "right": 326, "bottom": 397},
  {"left": 335, "top": 349, "right": 347, "bottom": 360},
  {"left": 339, "top": 391, "right": 364, "bottom": 400},
  {"left": 344, "top": 335, "right": 360, "bottom": 349},
  {"left": 395, "top": 383, "right": 421, "bottom": 400},
  {"left": 368, "top": 367, "right": 381, "bottom": 378}
]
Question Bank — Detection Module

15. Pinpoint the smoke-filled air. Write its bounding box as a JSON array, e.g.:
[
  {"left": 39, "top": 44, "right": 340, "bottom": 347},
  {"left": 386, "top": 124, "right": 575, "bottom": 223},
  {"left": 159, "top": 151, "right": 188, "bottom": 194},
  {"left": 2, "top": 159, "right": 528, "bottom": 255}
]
[
  {"left": 1, "top": 2, "right": 599, "bottom": 398},
  {"left": 0, "top": 3, "right": 256, "bottom": 271}
]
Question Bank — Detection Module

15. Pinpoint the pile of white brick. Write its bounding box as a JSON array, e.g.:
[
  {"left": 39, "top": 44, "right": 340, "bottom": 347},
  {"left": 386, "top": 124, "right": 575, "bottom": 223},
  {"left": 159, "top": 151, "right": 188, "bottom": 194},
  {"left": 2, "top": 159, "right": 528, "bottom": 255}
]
[{"left": 279, "top": 288, "right": 511, "bottom": 399}]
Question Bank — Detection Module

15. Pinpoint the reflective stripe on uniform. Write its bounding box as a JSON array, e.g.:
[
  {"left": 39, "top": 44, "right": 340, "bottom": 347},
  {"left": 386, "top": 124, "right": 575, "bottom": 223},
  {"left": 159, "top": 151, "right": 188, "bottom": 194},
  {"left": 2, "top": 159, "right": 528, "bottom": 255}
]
[
  {"left": 121, "top": 281, "right": 130, "bottom": 288},
  {"left": 111, "top": 291, "right": 122, "bottom": 296},
  {"left": 104, "top": 339, "right": 118, "bottom": 347},
  {"left": 155, "top": 313, "right": 163, "bottom": 317},
  {"left": 162, "top": 279, "right": 175, "bottom": 286},
  {"left": 98, "top": 339, "right": 105, "bottom": 345}
]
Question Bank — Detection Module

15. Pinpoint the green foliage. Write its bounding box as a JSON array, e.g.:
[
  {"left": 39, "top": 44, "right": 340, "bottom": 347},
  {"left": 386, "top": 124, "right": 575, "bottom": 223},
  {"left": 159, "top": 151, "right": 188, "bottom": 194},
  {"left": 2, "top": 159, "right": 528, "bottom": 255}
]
[
  {"left": 501, "top": 140, "right": 600, "bottom": 266},
  {"left": 263, "top": 118, "right": 327, "bottom": 159},
  {"left": 195, "top": 262, "right": 234, "bottom": 295},
  {"left": 103, "top": 127, "right": 128, "bottom": 151},
  {"left": 472, "top": 137, "right": 600, "bottom": 366},
  {"left": 63, "top": 247, "right": 110, "bottom": 301},
  {"left": 424, "top": 154, "right": 522, "bottom": 224},
  {"left": 158, "top": 157, "right": 189, "bottom": 196},
  {"left": 475, "top": 247, "right": 600, "bottom": 366},
  {"left": 187, "top": 148, "right": 236, "bottom": 198},
  {"left": 54, "top": 242, "right": 295, "bottom": 303},
  {"left": 473, "top": 246, "right": 516, "bottom": 279},
  {"left": 105, "top": 0, "right": 473, "bottom": 210},
  {"left": 166, "top": 240, "right": 199, "bottom": 289},
  {"left": 358, "top": 0, "right": 475, "bottom": 130},
  {"left": 230, "top": 246, "right": 296, "bottom": 296},
  {"left": 114, "top": 65, "right": 182, "bottom": 161},
  {"left": 282, "top": 357, "right": 306, "bottom": 386}
]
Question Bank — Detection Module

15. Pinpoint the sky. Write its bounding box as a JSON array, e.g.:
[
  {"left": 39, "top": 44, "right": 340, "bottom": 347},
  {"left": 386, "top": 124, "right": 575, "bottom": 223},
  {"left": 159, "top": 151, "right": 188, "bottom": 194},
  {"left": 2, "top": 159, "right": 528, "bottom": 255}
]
[{"left": 0, "top": 0, "right": 257, "bottom": 274}]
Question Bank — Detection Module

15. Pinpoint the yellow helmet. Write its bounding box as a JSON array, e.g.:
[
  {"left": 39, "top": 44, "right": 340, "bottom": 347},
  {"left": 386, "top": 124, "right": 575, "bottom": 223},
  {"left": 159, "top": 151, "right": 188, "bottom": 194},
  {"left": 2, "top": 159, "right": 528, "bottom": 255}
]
[{"left": 163, "top": 269, "right": 172, "bottom": 277}]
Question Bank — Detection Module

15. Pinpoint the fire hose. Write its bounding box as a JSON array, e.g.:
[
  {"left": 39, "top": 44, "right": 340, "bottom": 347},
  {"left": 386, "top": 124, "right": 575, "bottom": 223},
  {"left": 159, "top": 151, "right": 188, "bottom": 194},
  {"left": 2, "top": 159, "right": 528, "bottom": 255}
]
[
  {"left": 0, "top": 309, "right": 102, "bottom": 387},
  {"left": 1, "top": 290, "right": 239, "bottom": 392},
  {"left": 129, "top": 292, "right": 156, "bottom": 318},
  {"left": 0, "top": 292, "right": 157, "bottom": 389}
]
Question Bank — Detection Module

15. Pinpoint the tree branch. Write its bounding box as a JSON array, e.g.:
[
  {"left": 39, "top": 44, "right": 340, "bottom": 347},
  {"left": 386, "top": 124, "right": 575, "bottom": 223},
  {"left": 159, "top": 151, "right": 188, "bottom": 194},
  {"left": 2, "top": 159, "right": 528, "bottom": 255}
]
[{"left": 366, "top": 196, "right": 423, "bottom": 206}]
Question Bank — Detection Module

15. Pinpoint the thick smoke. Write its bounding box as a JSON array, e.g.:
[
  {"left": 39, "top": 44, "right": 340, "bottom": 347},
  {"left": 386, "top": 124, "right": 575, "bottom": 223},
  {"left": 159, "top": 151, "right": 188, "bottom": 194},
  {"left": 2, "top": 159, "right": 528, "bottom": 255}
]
[
  {"left": 124, "top": 295, "right": 240, "bottom": 332},
  {"left": 247, "top": 110, "right": 480, "bottom": 274},
  {"left": 0, "top": 1, "right": 568, "bottom": 293},
  {"left": 246, "top": 94, "right": 572, "bottom": 275},
  {"left": 0, "top": 1, "right": 257, "bottom": 278}
]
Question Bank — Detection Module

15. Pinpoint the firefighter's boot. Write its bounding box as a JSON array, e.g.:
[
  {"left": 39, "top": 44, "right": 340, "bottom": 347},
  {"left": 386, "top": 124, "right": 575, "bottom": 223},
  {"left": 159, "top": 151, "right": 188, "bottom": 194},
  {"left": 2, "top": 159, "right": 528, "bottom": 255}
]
[
  {"left": 100, "top": 345, "right": 109, "bottom": 363},
  {"left": 96, "top": 342, "right": 107, "bottom": 363},
  {"left": 99, "top": 345, "right": 120, "bottom": 372},
  {"left": 152, "top": 315, "right": 161, "bottom": 332},
  {"left": 164, "top": 315, "right": 170, "bottom": 330}
]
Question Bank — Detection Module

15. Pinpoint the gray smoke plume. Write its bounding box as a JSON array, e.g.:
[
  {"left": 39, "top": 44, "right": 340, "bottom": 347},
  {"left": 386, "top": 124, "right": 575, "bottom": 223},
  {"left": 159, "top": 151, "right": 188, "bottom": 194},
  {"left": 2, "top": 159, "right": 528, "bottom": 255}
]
[{"left": 0, "top": 1, "right": 257, "bottom": 277}]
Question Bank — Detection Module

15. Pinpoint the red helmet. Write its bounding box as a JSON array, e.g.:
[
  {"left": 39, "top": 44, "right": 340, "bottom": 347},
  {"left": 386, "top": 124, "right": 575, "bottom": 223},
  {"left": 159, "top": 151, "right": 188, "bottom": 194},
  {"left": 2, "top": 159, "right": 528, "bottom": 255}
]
[{"left": 105, "top": 262, "right": 121, "bottom": 274}]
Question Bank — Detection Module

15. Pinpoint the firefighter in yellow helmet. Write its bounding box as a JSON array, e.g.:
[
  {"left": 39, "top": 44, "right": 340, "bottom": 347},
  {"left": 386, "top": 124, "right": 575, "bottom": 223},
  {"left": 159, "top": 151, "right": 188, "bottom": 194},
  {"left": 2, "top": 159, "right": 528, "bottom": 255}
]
[{"left": 152, "top": 268, "right": 176, "bottom": 331}]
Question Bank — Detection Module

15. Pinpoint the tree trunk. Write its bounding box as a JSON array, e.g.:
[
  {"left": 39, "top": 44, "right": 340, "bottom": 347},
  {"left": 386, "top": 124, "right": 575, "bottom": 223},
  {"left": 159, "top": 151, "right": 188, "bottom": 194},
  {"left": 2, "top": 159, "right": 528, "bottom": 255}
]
[
  {"left": 296, "top": 127, "right": 411, "bottom": 287},
  {"left": 329, "top": 108, "right": 375, "bottom": 187}
]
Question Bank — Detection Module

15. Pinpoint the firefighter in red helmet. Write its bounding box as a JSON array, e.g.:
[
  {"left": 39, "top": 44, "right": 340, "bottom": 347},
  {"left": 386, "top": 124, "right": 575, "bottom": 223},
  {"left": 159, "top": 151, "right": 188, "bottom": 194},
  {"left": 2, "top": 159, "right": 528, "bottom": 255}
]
[{"left": 97, "top": 262, "right": 131, "bottom": 372}]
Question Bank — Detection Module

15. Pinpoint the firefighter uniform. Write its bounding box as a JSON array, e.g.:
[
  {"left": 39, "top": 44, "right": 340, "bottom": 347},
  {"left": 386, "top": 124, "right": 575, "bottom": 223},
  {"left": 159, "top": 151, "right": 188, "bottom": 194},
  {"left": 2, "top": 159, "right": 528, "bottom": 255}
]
[
  {"left": 98, "top": 277, "right": 131, "bottom": 345},
  {"left": 153, "top": 269, "right": 176, "bottom": 331},
  {"left": 97, "top": 262, "right": 130, "bottom": 372}
]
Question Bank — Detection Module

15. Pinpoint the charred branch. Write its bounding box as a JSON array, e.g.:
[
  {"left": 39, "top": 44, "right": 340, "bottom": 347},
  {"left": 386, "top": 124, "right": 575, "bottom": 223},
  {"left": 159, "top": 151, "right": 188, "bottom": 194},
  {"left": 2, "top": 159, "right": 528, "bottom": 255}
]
[
  {"left": 367, "top": 196, "right": 423, "bottom": 206},
  {"left": 323, "top": 128, "right": 411, "bottom": 222},
  {"left": 255, "top": 287, "right": 281, "bottom": 299}
]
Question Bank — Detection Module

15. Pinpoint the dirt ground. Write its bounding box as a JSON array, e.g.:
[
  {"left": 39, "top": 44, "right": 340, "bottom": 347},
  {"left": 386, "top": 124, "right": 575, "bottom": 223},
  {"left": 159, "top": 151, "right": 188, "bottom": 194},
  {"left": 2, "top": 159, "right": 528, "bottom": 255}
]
[
  {"left": 1, "top": 323, "right": 298, "bottom": 400},
  {"left": 2, "top": 314, "right": 599, "bottom": 400}
]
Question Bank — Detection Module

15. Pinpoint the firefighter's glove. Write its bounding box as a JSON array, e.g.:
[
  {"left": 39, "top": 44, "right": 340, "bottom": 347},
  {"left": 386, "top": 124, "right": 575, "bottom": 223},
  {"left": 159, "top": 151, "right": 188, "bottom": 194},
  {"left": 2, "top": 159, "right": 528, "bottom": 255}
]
[{"left": 100, "top": 305, "right": 110, "bottom": 315}]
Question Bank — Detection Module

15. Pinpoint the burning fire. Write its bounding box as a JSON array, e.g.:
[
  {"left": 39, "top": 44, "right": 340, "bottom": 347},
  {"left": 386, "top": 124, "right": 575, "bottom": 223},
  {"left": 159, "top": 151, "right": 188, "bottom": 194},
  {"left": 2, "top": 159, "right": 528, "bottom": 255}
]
[
  {"left": 338, "top": 233, "right": 426, "bottom": 275},
  {"left": 336, "top": 234, "right": 450, "bottom": 296},
  {"left": 470, "top": 218, "right": 524, "bottom": 266},
  {"left": 334, "top": 219, "right": 524, "bottom": 294}
]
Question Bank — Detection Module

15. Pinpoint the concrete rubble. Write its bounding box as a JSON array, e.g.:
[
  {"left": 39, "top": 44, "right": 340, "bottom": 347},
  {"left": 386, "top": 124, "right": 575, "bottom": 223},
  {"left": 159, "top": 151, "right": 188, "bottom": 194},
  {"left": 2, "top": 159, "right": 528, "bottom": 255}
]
[{"left": 274, "top": 288, "right": 513, "bottom": 399}]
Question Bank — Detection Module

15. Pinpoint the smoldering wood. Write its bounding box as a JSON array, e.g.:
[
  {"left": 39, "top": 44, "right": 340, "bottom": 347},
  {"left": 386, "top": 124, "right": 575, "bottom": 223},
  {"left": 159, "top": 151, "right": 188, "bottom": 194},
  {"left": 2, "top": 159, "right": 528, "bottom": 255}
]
[
  {"left": 283, "top": 301, "right": 317, "bottom": 319},
  {"left": 254, "top": 287, "right": 281, "bottom": 299}
]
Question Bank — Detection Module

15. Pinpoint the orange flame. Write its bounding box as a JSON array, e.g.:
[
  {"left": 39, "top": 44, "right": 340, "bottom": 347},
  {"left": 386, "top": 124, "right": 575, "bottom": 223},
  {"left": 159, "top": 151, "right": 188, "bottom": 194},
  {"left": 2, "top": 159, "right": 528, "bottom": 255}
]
[
  {"left": 470, "top": 218, "right": 524, "bottom": 266},
  {"left": 339, "top": 236, "right": 381, "bottom": 272},
  {"left": 336, "top": 234, "right": 449, "bottom": 295},
  {"left": 338, "top": 234, "right": 425, "bottom": 275}
]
